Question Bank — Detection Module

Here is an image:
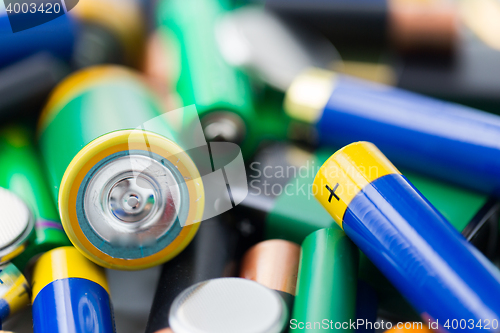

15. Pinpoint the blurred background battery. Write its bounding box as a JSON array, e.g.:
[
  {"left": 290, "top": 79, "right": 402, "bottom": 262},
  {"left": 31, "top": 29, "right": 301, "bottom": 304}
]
[
  {"left": 0, "top": 53, "right": 70, "bottom": 122},
  {"left": 0, "top": 6, "right": 77, "bottom": 69},
  {"left": 69, "top": 0, "right": 146, "bottom": 69},
  {"left": 156, "top": 0, "right": 258, "bottom": 156},
  {"left": 0, "top": 125, "right": 71, "bottom": 272},
  {"left": 0, "top": 263, "right": 30, "bottom": 330},
  {"left": 264, "top": 0, "right": 459, "bottom": 55},
  {"left": 31, "top": 246, "right": 115, "bottom": 333},
  {"left": 38, "top": 66, "right": 205, "bottom": 270}
]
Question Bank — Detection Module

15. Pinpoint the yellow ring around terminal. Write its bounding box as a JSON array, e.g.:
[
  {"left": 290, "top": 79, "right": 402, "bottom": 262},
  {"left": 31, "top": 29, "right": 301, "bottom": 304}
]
[
  {"left": 58, "top": 130, "right": 204, "bottom": 270},
  {"left": 38, "top": 66, "right": 149, "bottom": 135},
  {"left": 313, "top": 142, "right": 400, "bottom": 229},
  {"left": 31, "top": 247, "right": 108, "bottom": 301}
]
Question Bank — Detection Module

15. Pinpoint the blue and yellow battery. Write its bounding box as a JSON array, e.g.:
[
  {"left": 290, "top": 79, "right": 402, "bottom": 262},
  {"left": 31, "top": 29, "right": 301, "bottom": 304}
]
[
  {"left": 31, "top": 246, "right": 115, "bottom": 333},
  {"left": 0, "top": 263, "right": 30, "bottom": 330},
  {"left": 0, "top": 125, "right": 71, "bottom": 272},
  {"left": 314, "top": 141, "right": 500, "bottom": 330},
  {"left": 38, "top": 66, "right": 205, "bottom": 270},
  {"left": 286, "top": 68, "right": 500, "bottom": 195}
]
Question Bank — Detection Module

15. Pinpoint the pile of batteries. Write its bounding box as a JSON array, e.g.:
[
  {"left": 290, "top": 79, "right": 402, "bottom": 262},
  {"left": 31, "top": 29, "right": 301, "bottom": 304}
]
[{"left": 1, "top": 0, "right": 500, "bottom": 332}]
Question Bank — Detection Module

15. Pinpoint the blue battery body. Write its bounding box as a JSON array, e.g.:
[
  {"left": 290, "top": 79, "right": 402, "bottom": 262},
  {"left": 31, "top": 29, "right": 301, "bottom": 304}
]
[
  {"left": 343, "top": 174, "right": 500, "bottom": 331},
  {"left": 32, "top": 278, "right": 115, "bottom": 333},
  {"left": 317, "top": 76, "right": 500, "bottom": 195}
]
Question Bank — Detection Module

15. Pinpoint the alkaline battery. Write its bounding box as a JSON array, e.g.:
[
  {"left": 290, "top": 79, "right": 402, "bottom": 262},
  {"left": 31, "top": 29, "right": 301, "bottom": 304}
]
[
  {"left": 240, "top": 239, "right": 301, "bottom": 317},
  {"left": 38, "top": 66, "right": 205, "bottom": 270},
  {"left": 314, "top": 142, "right": 500, "bottom": 330},
  {"left": 285, "top": 68, "right": 500, "bottom": 195},
  {"left": 266, "top": 0, "right": 458, "bottom": 54},
  {"left": 0, "top": 10, "right": 76, "bottom": 68},
  {"left": 146, "top": 216, "right": 240, "bottom": 333},
  {"left": 0, "top": 263, "right": 30, "bottom": 330},
  {"left": 156, "top": 0, "right": 258, "bottom": 155},
  {"left": 291, "top": 228, "right": 358, "bottom": 332},
  {"left": 0, "top": 53, "right": 70, "bottom": 121},
  {"left": 0, "top": 187, "right": 35, "bottom": 265},
  {"left": 31, "top": 246, "right": 115, "bottom": 333},
  {"left": 169, "top": 278, "right": 288, "bottom": 333},
  {"left": 0, "top": 126, "right": 71, "bottom": 271}
]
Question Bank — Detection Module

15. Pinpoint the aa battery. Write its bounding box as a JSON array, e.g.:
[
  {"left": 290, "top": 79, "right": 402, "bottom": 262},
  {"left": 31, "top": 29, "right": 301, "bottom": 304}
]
[
  {"left": 265, "top": 0, "right": 458, "bottom": 54},
  {"left": 0, "top": 264, "right": 30, "bottom": 330},
  {"left": 285, "top": 68, "right": 500, "bottom": 195},
  {"left": 70, "top": 0, "right": 146, "bottom": 68},
  {"left": 145, "top": 216, "right": 240, "bottom": 333},
  {"left": 169, "top": 278, "right": 288, "bottom": 333},
  {"left": 240, "top": 239, "right": 300, "bottom": 316},
  {"left": 38, "top": 66, "right": 205, "bottom": 270},
  {"left": 313, "top": 142, "right": 500, "bottom": 330},
  {"left": 156, "top": 0, "right": 257, "bottom": 154},
  {"left": 31, "top": 246, "right": 115, "bottom": 333},
  {"left": 291, "top": 228, "right": 358, "bottom": 332},
  {"left": 0, "top": 125, "right": 71, "bottom": 271}
]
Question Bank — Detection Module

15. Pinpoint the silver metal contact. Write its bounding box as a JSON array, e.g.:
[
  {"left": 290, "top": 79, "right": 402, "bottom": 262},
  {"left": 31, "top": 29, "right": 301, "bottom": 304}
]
[
  {"left": 201, "top": 111, "right": 246, "bottom": 144},
  {"left": 169, "top": 278, "right": 288, "bottom": 333},
  {"left": 84, "top": 155, "right": 181, "bottom": 247},
  {"left": 0, "top": 188, "right": 34, "bottom": 262}
]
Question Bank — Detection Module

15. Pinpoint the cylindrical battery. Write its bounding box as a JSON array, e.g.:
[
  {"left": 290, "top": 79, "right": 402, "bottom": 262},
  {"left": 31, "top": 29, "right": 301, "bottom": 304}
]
[
  {"left": 156, "top": 0, "right": 257, "bottom": 155},
  {"left": 146, "top": 216, "right": 240, "bottom": 333},
  {"left": 0, "top": 126, "right": 71, "bottom": 271},
  {"left": 0, "top": 263, "right": 30, "bottom": 330},
  {"left": 313, "top": 142, "right": 500, "bottom": 331},
  {"left": 240, "top": 239, "right": 300, "bottom": 317},
  {"left": 290, "top": 228, "right": 358, "bottom": 332},
  {"left": 31, "top": 246, "right": 115, "bottom": 333},
  {"left": 38, "top": 66, "right": 205, "bottom": 270}
]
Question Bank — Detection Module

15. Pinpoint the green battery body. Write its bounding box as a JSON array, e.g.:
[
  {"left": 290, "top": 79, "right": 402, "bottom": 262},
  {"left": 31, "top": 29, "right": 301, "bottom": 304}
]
[
  {"left": 156, "top": 0, "right": 258, "bottom": 156},
  {"left": 38, "top": 66, "right": 205, "bottom": 270},
  {"left": 0, "top": 126, "right": 70, "bottom": 271},
  {"left": 291, "top": 228, "right": 358, "bottom": 332}
]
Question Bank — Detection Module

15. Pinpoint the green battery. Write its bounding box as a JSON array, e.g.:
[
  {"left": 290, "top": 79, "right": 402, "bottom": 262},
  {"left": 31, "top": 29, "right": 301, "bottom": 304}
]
[
  {"left": 38, "top": 66, "right": 205, "bottom": 270},
  {"left": 0, "top": 126, "right": 71, "bottom": 271},
  {"left": 156, "top": 0, "right": 258, "bottom": 156},
  {"left": 291, "top": 228, "right": 358, "bottom": 332}
]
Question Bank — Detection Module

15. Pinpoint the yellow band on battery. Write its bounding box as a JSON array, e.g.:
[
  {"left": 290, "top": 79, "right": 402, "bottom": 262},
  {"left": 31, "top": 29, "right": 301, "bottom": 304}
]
[
  {"left": 31, "top": 246, "right": 109, "bottom": 301},
  {"left": 38, "top": 66, "right": 145, "bottom": 135},
  {"left": 313, "top": 142, "right": 400, "bottom": 228},
  {"left": 284, "top": 67, "right": 338, "bottom": 124},
  {"left": 58, "top": 130, "right": 204, "bottom": 270},
  {"left": 0, "top": 265, "right": 30, "bottom": 315}
]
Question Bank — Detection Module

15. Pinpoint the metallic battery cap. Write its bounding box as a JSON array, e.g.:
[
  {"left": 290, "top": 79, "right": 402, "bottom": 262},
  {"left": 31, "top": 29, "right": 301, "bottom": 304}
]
[
  {"left": 0, "top": 188, "right": 34, "bottom": 264},
  {"left": 169, "top": 278, "right": 288, "bottom": 333}
]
